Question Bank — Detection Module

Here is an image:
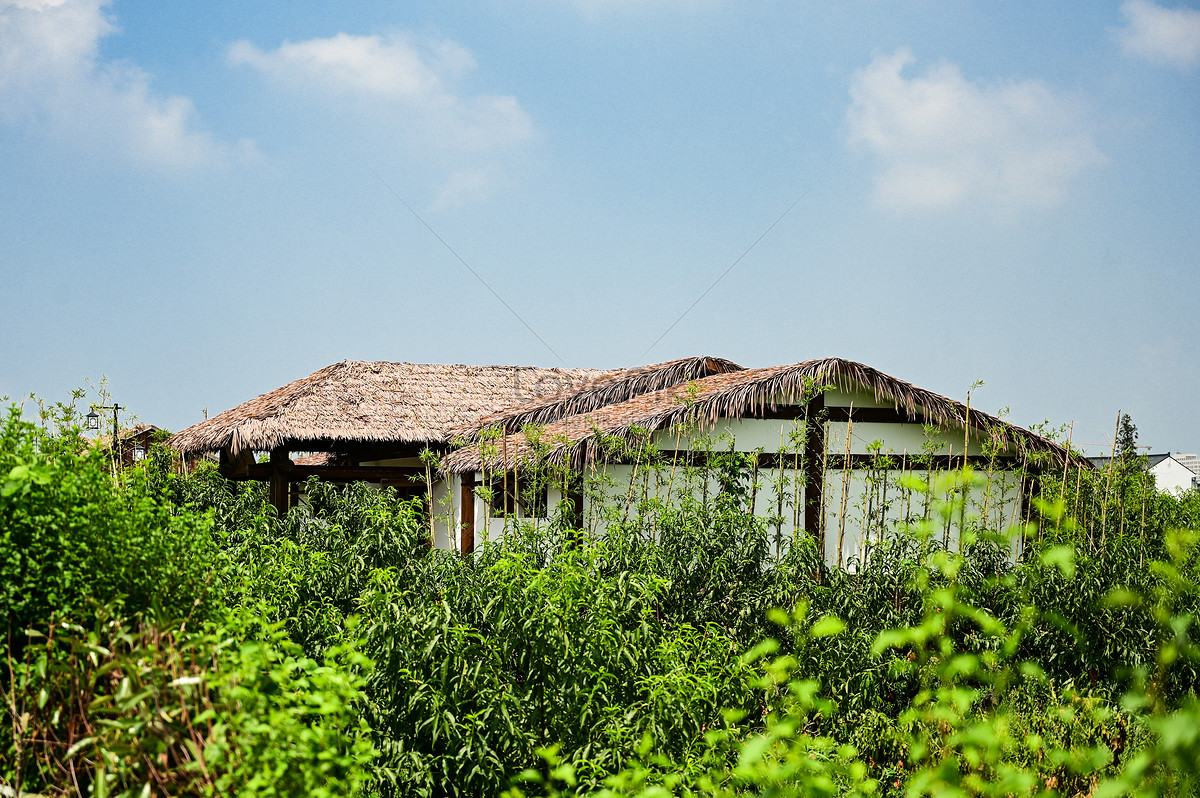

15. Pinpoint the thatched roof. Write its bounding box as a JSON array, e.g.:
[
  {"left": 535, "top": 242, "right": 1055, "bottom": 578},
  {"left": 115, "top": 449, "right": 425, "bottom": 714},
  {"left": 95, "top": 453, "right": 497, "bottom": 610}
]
[
  {"left": 91, "top": 424, "right": 161, "bottom": 450},
  {"left": 451, "top": 355, "right": 744, "bottom": 442},
  {"left": 442, "top": 357, "right": 1088, "bottom": 473},
  {"left": 170, "top": 361, "right": 608, "bottom": 456}
]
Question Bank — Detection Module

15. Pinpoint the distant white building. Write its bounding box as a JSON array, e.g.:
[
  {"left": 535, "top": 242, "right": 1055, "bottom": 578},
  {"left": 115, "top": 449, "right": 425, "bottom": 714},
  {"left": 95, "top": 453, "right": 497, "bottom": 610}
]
[
  {"left": 1087, "top": 452, "right": 1199, "bottom": 495},
  {"left": 1149, "top": 454, "right": 1199, "bottom": 494}
]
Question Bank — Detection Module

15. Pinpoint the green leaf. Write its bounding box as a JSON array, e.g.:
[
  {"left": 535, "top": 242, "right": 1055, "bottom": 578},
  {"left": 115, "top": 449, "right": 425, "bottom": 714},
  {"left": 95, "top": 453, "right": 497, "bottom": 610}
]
[
  {"left": 741, "top": 638, "right": 780, "bottom": 665},
  {"left": 810, "top": 615, "right": 846, "bottom": 638},
  {"left": 736, "top": 734, "right": 772, "bottom": 769},
  {"left": 1104, "top": 588, "right": 1141, "bottom": 608},
  {"left": 65, "top": 736, "right": 97, "bottom": 759},
  {"left": 1040, "top": 545, "right": 1075, "bottom": 578},
  {"left": 94, "top": 765, "right": 108, "bottom": 798},
  {"left": 767, "top": 608, "right": 791, "bottom": 627}
]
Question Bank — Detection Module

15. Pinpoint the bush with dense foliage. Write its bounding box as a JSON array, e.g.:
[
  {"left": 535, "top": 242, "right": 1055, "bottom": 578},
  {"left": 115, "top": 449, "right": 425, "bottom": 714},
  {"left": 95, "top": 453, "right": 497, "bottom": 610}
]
[
  {"left": 3, "top": 402, "right": 1200, "bottom": 797},
  {"left": 0, "top": 407, "right": 215, "bottom": 639}
]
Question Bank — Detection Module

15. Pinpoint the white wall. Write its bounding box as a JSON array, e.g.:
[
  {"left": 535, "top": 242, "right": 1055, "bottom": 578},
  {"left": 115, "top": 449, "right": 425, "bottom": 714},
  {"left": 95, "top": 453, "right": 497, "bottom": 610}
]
[
  {"left": 1151, "top": 457, "right": 1199, "bottom": 495},
  {"left": 819, "top": 467, "right": 1024, "bottom": 569}
]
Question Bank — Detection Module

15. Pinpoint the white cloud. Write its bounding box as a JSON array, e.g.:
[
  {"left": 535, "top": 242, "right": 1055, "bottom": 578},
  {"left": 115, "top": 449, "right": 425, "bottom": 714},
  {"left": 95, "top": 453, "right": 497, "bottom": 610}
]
[
  {"left": 846, "top": 50, "right": 1104, "bottom": 215},
  {"left": 430, "top": 168, "right": 504, "bottom": 211},
  {"left": 227, "top": 32, "right": 534, "bottom": 154},
  {"left": 226, "top": 33, "right": 448, "bottom": 99},
  {"left": 0, "top": 0, "right": 243, "bottom": 168},
  {"left": 1115, "top": 0, "right": 1200, "bottom": 70}
]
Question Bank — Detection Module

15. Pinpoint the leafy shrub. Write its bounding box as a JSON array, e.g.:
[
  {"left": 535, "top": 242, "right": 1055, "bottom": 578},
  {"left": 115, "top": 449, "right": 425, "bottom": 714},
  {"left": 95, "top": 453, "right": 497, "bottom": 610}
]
[
  {"left": 0, "top": 407, "right": 216, "bottom": 640},
  {"left": 1, "top": 603, "right": 377, "bottom": 797},
  {"left": 7, "top": 394, "right": 1200, "bottom": 797}
]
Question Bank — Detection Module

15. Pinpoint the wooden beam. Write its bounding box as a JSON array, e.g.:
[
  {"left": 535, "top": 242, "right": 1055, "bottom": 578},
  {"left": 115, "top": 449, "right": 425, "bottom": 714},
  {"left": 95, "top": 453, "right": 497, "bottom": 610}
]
[
  {"left": 823, "top": 406, "right": 926, "bottom": 424},
  {"left": 746, "top": 405, "right": 926, "bottom": 424},
  {"left": 825, "top": 453, "right": 1023, "bottom": 470},
  {"left": 242, "top": 464, "right": 427, "bottom": 482},
  {"left": 651, "top": 451, "right": 1030, "bottom": 472}
]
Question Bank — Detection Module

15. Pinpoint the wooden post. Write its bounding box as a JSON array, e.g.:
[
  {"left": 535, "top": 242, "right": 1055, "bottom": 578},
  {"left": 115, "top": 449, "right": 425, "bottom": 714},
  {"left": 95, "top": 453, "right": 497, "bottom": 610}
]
[
  {"left": 268, "top": 447, "right": 291, "bottom": 515},
  {"left": 836, "top": 411, "right": 854, "bottom": 570},
  {"left": 803, "top": 393, "right": 826, "bottom": 549},
  {"left": 461, "top": 473, "right": 477, "bottom": 556},
  {"left": 426, "top": 459, "right": 436, "bottom": 549},
  {"left": 567, "top": 440, "right": 588, "bottom": 543}
]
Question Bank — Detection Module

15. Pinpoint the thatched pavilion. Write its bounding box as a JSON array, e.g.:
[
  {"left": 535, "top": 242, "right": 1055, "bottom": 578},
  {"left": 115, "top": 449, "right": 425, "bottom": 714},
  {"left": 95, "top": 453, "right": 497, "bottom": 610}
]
[
  {"left": 170, "top": 361, "right": 600, "bottom": 511},
  {"left": 169, "top": 357, "right": 743, "bottom": 516}
]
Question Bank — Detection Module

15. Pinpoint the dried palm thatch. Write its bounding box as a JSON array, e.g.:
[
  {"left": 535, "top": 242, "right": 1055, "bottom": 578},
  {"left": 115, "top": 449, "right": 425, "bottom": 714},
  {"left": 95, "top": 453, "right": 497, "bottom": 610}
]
[
  {"left": 170, "top": 361, "right": 608, "bottom": 457},
  {"left": 443, "top": 357, "right": 1089, "bottom": 473},
  {"left": 451, "top": 355, "right": 743, "bottom": 442},
  {"left": 92, "top": 424, "right": 161, "bottom": 449}
]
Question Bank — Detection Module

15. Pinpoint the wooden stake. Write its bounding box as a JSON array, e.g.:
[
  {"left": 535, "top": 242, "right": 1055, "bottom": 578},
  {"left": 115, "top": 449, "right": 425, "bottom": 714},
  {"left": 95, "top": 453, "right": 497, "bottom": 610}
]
[
  {"left": 775, "top": 425, "right": 786, "bottom": 550},
  {"left": 836, "top": 406, "right": 854, "bottom": 570},
  {"left": 1059, "top": 422, "right": 1074, "bottom": 507},
  {"left": 1101, "top": 410, "right": 1120, "bottom": 549},
  {"left": 426, "top": 458, "right": 436, "bottom": 548}
]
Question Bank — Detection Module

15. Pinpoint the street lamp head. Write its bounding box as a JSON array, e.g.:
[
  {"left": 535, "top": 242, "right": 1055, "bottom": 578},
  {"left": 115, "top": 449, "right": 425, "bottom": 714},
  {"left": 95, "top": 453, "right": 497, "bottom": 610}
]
[
  {"left": 132, "top": 444, "right": 147, "bottom": 462},
  {"left": 85, "top": 409, "right": 100, "bottom": 430}
]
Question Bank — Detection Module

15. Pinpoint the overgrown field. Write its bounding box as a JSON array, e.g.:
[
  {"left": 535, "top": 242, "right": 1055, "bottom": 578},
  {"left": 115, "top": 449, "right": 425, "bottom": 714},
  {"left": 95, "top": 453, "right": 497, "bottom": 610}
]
[{"left": 2, "top": 404, "right": 1199, "bottom": 797}]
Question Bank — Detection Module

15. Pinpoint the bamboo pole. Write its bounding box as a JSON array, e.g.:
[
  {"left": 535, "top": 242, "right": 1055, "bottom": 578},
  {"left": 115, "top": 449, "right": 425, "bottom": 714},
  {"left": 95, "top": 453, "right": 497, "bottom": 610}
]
[
  {"left": 878, "top": 456, "right": 889, "bottom": 547},
  {"left": 1139, "top": 476, "right": 1147, "bottom": 568},
  {"left": 775, "top": 426, "right": 786, "bottom": 549},
  {"left": 749, "top": 452, "right": 760, "bottom": 520},
  {"left": 1080, "top": 460, "right": 1089, "bottom": 542},
  {"left": 1101, "top": 410, "right": 1120, "bottom": 549},
  {"left": 426, "top": 458, "right": 436, "bottom": 548},
  {"left": 622, "top": 444, "right": 640, "bottom": 527},
  {"left": 665, "top": 427, "right": 683, "bottom": 506},
  {"left": 836, "top": 407, "right": 854, "bottom": 570},
  {"left": 792, "top": 431, "right": 802, "bottom": 532},
  {"left": 941, "top": 442, "right": 951, "bottom": 548},
  {"left": 1058, "top": 422, "right": 1074, "bottom": 507},
  {"left": 820, "top": 422, "right": 831, "bottom": 571},
  {"left": 964, "top": 393, "right": 972, "bottom": 466},
  {"left": 860, "top": 451, "right": 871, "bottom": 561},
  {"left": 502, "top": 433, "right": 508, "bottom": 514},
  {"left": 512, "top": 438, "right": 521, "bottom": 534}
]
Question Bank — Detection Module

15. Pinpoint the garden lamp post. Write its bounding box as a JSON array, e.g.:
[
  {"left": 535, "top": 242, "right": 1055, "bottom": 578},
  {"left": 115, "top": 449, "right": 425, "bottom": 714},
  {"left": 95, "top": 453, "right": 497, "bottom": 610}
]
[{"left": 86, "top": 403, "right": 124, "bottom": 460}]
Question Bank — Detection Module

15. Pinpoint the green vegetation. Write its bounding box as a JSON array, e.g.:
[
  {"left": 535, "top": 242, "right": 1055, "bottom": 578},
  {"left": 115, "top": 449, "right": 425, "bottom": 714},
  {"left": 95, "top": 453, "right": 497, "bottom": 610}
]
[{"left": 2, "top": 402, "right": 1199, "bottom": 796}]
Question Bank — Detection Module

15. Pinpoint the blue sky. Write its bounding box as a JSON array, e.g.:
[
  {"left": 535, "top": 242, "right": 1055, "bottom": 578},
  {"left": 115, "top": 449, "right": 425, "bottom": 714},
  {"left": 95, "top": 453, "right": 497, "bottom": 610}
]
[{"left": 1, "top": 0, "right": 1198, "bottom": 456}]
